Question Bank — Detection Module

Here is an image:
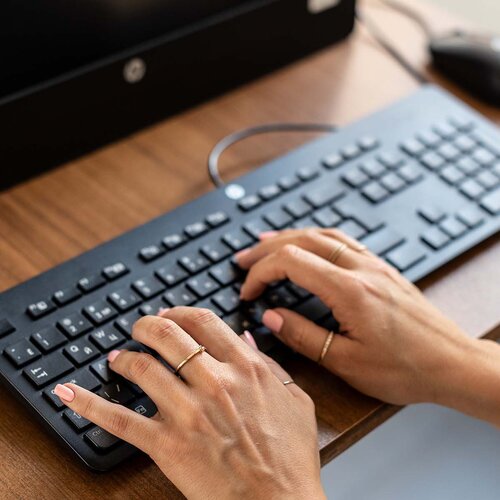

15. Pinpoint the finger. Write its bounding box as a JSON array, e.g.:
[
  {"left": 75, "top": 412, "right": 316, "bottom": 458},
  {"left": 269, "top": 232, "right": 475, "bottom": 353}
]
[
  {"left": 236, "top": 229, "right": 360, "bottom": 270},
  {"left": 107, "top": 349, "right": 189, "bottom": 409},
  {"left": 239, "top": 244, "right": 354, "bottom": 306},
  {"left": 319, "top": 228, "right": 375, "bottom": 257},
  {"left": 240, "top": 332, "right": 306, "bottom": 399},
  {"left": 54, "top": 383, "right": 160, "bottom": 455},
  {"left": 261, "top": 308, "right": 350, "bottom": 376},
  {"left": 132, "top": 315, "right": 217, "bottom": 383},
  {"left": 161, "top": 307, "right": 243, "bottom": 362}
]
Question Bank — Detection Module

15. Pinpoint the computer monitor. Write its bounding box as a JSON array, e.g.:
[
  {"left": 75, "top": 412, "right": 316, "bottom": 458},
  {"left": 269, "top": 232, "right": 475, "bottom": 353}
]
[{"left": 0, "top": 0, "right": 355, "bottom": 190}]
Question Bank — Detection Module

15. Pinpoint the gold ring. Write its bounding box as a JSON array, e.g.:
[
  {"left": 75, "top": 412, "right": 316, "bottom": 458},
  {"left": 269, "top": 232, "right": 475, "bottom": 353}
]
[
  {"left": 318, "top": 332, "right": 334, "bottom": 365},
  {"left": 327, "top": 243, "right": 348, "bottom": 265},
  {"left": 283, "top": 380, "right": 295, "bottom": 386},
  {"left": 174, "top": 345, "right": 206, "bottom": 376}
]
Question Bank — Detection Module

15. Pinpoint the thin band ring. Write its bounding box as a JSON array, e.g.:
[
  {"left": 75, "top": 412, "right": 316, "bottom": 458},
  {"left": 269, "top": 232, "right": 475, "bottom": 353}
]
[
  {"left": 174, "top": 345, "right": 206, "bottom": 376},
  {"left": 318, "top": 332, "right": 334, "bottom": 365},
  {"left": 327, "top": 243, "right": 348, "bottom": 265},
  {"left": 283, "top": 380, "right": 295, "bottom": 386}
]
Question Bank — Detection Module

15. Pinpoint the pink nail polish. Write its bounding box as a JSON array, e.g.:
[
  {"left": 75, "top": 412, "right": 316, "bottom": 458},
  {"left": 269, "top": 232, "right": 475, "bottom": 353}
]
[
  {"left": 244, "top": 330, "right": 259, "bottom": 350},
  {"left": 54, "top": 384, "right": 75, "bottom": 402},
  {"left": 157, "top": 307, "right": 170, "bottom": 316},
  {"left": 262, "top": 310, "right": 284, "bottom": 333},
  {"left": 108, "top": 350, "right": 121, "bottom": 363},
  {"left": 259, "top": 231, "right": 278, "bottom": 240}
]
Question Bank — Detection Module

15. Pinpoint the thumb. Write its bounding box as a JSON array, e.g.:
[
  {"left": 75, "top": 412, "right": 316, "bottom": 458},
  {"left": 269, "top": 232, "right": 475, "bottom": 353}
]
[{"left": 262, "top": 308, "right": 349, "bottom": 374}]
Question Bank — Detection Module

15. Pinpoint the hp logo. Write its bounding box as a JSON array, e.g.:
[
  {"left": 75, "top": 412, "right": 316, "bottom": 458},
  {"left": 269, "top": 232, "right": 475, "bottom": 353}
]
[{"left": 123, "top": 58, "right": 147, "bottom": 84}]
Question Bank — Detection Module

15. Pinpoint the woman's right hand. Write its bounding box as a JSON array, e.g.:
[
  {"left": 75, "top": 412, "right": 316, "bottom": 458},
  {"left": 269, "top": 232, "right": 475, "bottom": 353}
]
[{"left": 237, "top": 228, "right": 486, "bottom": 409}]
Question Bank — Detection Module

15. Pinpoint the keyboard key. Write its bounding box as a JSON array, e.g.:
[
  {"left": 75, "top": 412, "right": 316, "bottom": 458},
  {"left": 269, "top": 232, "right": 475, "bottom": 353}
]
[
  {"left": 164, "top": 286, "right": 197, "bottom": 307},
  {"left": 194, "top": 299, "right": 223, "bottom": 317},
  {"left": 184, "top": 221, "right": 209, "bottom": 239},
  {"left": 401, "top": 138, "right": 426, "bottom": 157},
  {"left": 472, "top": 147, "right": 496, "bottom": 167},
  {"left": 0, "top": 318, "right": 15, "bottom": 338},
  {"left": 322, "top": 153, "right": 344, "bottom": 170},
  {"left": 460, "top": 179, "right": 485, "bottom": 200},
  {"left": 57, "top": 313, "right": 93, "bottom": 339},
  {"left": 155, "top": 263, "right": 188, "bottom": 287},
  {"left": 286, "top": 282, "right": 311, "bottom": 300},
  {"left": 259, "top": 184, "right": 281, "bottom": 201},
  {"left": 132, "top": 276, "right": 165, "bottom": 299},
  {"left": 433, "top": 121, "right": 457, "bottom": 139},
  {"left": 417, "top": 205, "right": 446, "bottom": 223},
  {"left": 265, "top": 287, "right": 299, "bottom": 309},
  {"left": 27, "top": 299, "right": 56, "bottom": 319},
  {"left": 187, "top": 273, "right": 220, "bottom": 298},
  {"left": 437, "top": 143, "right": 461, "bottom": 162},
  {"left": 378, "top": 151, "right": 404, "bottom": 169},
  {"left": 224, "top": 312, "right": 255, "bottom": 334},
  {"left": 85, "top": 426, "right": 120, "bottom": 451},
  {"left": 342, "top": 167, "right": 370, "bottom": 188},
  {"left": 454, "top": 135, "right": 476, "bottom": 153},
  {"left": 139, "top": 245, "right": 165, "bottom": 262},
  {"left": 243, "top": 218, "right": 273, "bottom": 239},
  {"left": 440, "top": 165, "right": 465, "bottom": 185},
  {"left": 24, "top": 352, "right": 74, "bottom": 388},
  {"left": 115, "top": 311, "right": 141, "bottom": 336},
  {"left": 379, "top": 172, "right": 406, "bottom": 193},
  {"left": 333, "top": 198, "right": 385, "bottom": 233},
  {"left": 386, "top": 242, "right": 427, "bottom": 271},
  {"left": 475, "top": 170, "right": 499, "bottom": 190},
  {"left": 98, "top": 381, "right": 135, "bottom": 405},
  {"left": 420, "top": 151, "right": 445, "bottom": 171},
  {"left": 64, "top": 339, "right": 100, "bottom": 366},
  {"left": 162, "top": 233, "right": 186, "bottom": 250},
  {"left": 480, "top": 186, "right": 500, "bottom": 215},
  {"left": 439, "top": 217, "right": 468, "bottom": 239},
  {"left": 292, "top": 217, "right": 315, "bottom": 229},
  {"left": 44, "top": 368, "right": 101, "bottom": 409},
  {"left": 284, "top": 199, "right": 312, "bottom": 219},
  {"left": 83, "top": 301, "right": 118, "bottom": 326},
  {"left": 264, "top": 209, "right": 293, "bottom": 230},
  {"left": 361, "top": 182, "right": 390, "bottom": 203},
  {"left": 456, "top": 156, "right": 481, "bottom": 175},
  {"left": 449, "top": 116, "right": 474, "bottom": 132},
  {"left": 4, "top": 339, "right": 41, "bottom": 367},
  {"left": 295, "top": 297, "right": 330, "bottom": 323},
  {"left": 297, "top": 166, "right": 320, "bottom": 181},
  {"left": 212, "top": 288, "right": 241, "bottom": 314},
  {"left": 102, "top": 262, "right": 129, "bottom": 281},
  {"left": 64, "top": 409, "right": 93, "bottom": 432},
  {"left": 362, "top": 228, "right": 405, "bottom": 256},
  {"left": 418, "top": 130, "right": 442, "bottom": 148},
  {"left": 31, "top": 326, "right": 67, "bottom": 353},
  {"left": 238, "top": 195, "right": 261, "bottom": 212},
  {"left": 90, "top": 327, "right": 125, "bottom": 352},
  {"left": 206, "top": 211, "right": 229, "bottom": 228},
  {"left": 90, "top": 358, "right": 114, "bottom": 383},
  {"left": 78, "top": 274, "right": 106, "bottom": 293},
  {"left": 209, "top": 261, "right": 241, "bottom": 286},
  {"left": 421, "top": 226, "right": 451, "bottom": 250},
  {"left": 341, "top": 144, "right": 361, "bottom": 160},
  {"left": 53, "top": 287, "right": 81, "bottom": 307},
  {"left": 178, "top": 252, "right": 210, "bottom": 274},
  {"left": 493, "top": 162, "right": 500, "bottom": 177},
  {"left": 456, "top": 206, "right": 485, "bottom": 228},
  {"left": 201, "top": 241, "right": 232, "bottom": 262},
  {"left": 360, "top": 159, "right": 386, "bottom": 178},
  {"left": 312, "top": 207, "right": 342, "bottom": 228},
  {"left": 278, "top": 175, "right": 301, "bottom": 190},
  {"left": 303, "top": 185, "right": 345, "bottom": 208},
  {"left": 336, "top": 220, "right": 366, "bottom": 240},
  {"left": 129, "top": 396, "right": 158, "bottom": 418},
  {"left": 139, "top": 297, "right": 165, "bottom": 316},
  {"left": 107, "top": 289, "right": 142, "bottom": 313},
  {"left": 222, "top": 230, "right": 254, "bottom": 252},
  {"left": 358, "top": 136, "right": 379, "bottom": 151}
]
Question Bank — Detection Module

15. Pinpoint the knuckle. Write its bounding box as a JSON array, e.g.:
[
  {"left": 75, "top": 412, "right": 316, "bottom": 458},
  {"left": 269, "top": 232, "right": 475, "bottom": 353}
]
[
  {"left": 240, "top": 356, "right": 269, "bottom": 381},
  {"left": 188, "top": 308, "right": 218, "bottom": 328},
  {"left": 81, "top": 395, "right": 97, "bottom": 420},
  {"left": 109, "top": 410, "right": 132, "bottom": 436},
  {"left": 128, "top": 353, "right": 155, "bottom": 379},
  {"left": 279, "top": 243, "right": 300, "bottom": 260},
  {"left": 149, "top": 318, "right": 178, "bottom": 343}
]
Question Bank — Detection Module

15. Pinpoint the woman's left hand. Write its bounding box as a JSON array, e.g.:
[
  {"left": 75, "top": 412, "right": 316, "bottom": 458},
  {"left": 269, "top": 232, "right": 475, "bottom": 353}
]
[{"left": 54, "top": 307, "right": 324, "bottom": 500}]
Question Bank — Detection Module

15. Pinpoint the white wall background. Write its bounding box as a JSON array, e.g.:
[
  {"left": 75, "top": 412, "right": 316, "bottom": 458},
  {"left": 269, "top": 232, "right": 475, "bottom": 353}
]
[{"left": 429, "top": 0, "right": 500, "bottom": 32}]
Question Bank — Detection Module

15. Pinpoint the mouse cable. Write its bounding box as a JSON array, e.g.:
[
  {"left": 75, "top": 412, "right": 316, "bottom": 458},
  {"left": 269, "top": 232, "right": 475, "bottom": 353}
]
[
  {"left": 355, "top": 9, "right": 430, "bottom": 85},
  {"left": 377, "top": 0, "right": 434, "bottom": 39},
  {"left": 207, "top": 123, "right": 338, "bottom": 188}
]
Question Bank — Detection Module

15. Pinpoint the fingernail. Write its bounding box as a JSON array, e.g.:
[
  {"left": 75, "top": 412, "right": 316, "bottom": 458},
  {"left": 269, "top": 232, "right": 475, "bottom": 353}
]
[
  {"left": 239, "top": 283, "right": 247, "bottom": 299},
  {"left": 244, "top": 330, "right": 259, "bottom": 350},
  {"left": 262, "top": 310, "right": 284, "bottom": 333},
  {"left": 235, "top": 248, "right": 251, "bottom": 262},
  {"left": 108, "top": 350, "right": 121, "bottom": 363},
  {"left": 259, "top": 231, "right": 278, "bottom": 240},
  {"left": 54, "top": 384, "right": 75, "bottom": 403},
  {"left": 158, "top": 307, "right": 170, "bottom": 316}
]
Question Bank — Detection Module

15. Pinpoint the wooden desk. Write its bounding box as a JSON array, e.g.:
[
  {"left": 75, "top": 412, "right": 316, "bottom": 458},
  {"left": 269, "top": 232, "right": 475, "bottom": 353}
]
[{"left": 1, "top": 2, "right": 499, "bottom": 498}]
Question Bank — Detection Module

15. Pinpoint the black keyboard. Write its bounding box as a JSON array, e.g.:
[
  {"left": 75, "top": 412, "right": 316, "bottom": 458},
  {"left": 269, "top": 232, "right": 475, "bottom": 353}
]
[{"left": 1, "top": 85, "right": 499, "bottom": 471}]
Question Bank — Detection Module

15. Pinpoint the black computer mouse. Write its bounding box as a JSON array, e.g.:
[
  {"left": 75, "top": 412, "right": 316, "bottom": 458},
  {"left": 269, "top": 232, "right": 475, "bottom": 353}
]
[{"left": 430, "top": 31, "right": 500, "bottom": 105}]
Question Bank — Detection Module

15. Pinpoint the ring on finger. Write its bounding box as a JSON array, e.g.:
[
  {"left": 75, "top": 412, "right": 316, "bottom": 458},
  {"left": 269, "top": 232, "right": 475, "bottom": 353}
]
[
  {"left": 283, "top": 379, "right": 295, "bottom": 386},
  {"left": 327, "top": 243, "right": 348, "bottom": 265},
  {"left": 318, "top": 332, "right": 335, "bottom": 365},
  {"left": 174, "top": 345, "right": 206, "bottom": 376}
]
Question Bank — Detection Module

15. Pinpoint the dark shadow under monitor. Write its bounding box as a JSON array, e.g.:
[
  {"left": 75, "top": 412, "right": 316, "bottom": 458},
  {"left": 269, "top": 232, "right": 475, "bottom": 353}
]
[{"left": 0, "top": 0, "right": 355, "bottom": 191}]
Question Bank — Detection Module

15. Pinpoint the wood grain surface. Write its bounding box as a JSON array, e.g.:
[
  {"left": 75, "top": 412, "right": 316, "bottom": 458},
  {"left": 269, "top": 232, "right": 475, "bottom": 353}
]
[{"left": 1, "top": 1, "right": 499, "bottom": 498}]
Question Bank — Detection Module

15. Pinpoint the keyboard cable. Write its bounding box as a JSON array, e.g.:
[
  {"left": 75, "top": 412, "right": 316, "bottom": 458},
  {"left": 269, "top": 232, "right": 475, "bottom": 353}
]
[{"left": 207, "top": 2, "right": 430, "bottom": 188}]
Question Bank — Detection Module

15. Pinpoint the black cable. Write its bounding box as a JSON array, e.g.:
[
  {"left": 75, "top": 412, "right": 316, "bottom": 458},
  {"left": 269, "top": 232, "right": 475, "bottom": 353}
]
[
  {"left": 207, "top": 123, "right": 338, "bottom": 188},
  {"left": 378, "top": 0, "right": 434, "bottom": 38},
  {"left": 355, "top": 9, "right": 429, "bottom": 85}
]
